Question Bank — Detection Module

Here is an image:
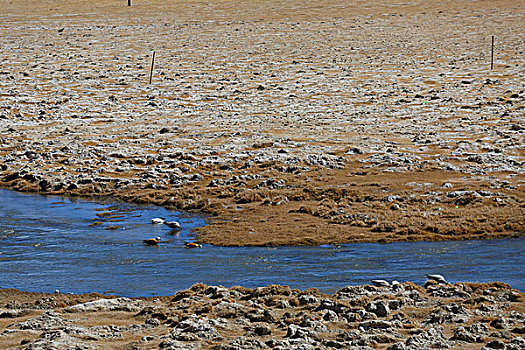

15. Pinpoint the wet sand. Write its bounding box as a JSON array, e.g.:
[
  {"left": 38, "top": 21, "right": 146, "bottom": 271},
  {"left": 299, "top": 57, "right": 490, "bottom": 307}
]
[{"left": 0, "top": 0, "right": 524, "bottom": 246}]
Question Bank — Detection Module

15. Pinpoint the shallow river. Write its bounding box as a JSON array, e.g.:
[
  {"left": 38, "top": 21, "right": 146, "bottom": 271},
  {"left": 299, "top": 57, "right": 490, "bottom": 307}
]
[{"left": 0, "top": 189, "right": 523, "bottom": 296}]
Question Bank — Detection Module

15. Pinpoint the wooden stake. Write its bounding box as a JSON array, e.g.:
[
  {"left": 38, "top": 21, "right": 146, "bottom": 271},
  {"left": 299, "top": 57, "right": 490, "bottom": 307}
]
[
  {"left": 491, "top": 35, "right": 494, "bottom": 70},
  {"left": 149, "top": 51, "right": 155, "bottom": 84}
]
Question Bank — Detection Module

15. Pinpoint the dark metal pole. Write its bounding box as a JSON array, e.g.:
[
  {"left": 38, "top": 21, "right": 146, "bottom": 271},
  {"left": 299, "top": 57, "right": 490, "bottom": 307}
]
[
  {"left": 149, "top": 51, "right": 155, "bottom": 84},
  {"left": 128, "top": 0, "right": 131, "bottom": 7},
  {"left": 491, "top": 35, "right": 494, "bottom": 70}
]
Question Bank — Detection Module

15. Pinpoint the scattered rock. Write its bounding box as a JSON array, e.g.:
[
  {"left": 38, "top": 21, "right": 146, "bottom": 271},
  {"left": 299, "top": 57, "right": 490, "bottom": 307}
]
[
  {"left": 0, "top": 281, "right": 522, "bottom": 349},
  {"left": 366, "top": 300, "right": 390, "bottom": 317},
  {"left": 482, "top": 339, "right": 506, "bottom": 349},
  {"left": 64, "top": 298, "right": 142, "bottom": 313}
]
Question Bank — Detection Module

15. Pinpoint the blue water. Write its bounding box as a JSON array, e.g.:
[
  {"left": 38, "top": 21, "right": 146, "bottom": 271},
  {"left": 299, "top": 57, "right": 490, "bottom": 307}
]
[{"left": 0, "top": 189, "right": 523, "bottom": 296}]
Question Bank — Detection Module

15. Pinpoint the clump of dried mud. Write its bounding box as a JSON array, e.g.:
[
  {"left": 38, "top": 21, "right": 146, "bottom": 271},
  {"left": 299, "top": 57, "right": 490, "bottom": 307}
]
[
  {"left": 0, "top": 0, "right": 523, "bottom": 246},
  {"left": 1, "top": 281, "right": 524, "bottom": 349}
]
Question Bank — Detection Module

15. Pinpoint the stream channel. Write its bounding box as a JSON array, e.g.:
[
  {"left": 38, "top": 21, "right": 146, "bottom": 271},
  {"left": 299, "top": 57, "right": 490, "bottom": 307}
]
[{"left": 1, "top": 189, "right": 523, "bottom": 296}]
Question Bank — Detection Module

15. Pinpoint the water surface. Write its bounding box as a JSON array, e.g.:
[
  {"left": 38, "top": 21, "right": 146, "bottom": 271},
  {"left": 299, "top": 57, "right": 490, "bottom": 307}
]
[{"left": 1, "top": 189, "right": 523, "bottom": 296}]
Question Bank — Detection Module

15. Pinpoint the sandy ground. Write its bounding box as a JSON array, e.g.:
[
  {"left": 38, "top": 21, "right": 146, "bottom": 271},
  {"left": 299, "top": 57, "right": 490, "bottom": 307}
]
[{"left": 0, "top": 0, "right": 524, "bottom": 246}]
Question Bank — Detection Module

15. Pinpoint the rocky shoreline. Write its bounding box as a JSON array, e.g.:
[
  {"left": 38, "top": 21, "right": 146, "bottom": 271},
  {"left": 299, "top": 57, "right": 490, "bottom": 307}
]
[{"left": 1, "top": 280, "right": 524, "bottom": 349}]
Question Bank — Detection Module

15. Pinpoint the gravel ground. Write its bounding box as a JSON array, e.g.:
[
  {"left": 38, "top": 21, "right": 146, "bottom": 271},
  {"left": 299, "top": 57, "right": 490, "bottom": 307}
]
[{"left": 1, "top": 281, "right": 524, "bottom": 349}]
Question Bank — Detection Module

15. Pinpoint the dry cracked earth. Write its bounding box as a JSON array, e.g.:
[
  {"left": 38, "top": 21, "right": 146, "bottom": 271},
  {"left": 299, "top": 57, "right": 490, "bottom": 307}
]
[{"left": 0, "top": 0, "right": 524, "bottom": 246}]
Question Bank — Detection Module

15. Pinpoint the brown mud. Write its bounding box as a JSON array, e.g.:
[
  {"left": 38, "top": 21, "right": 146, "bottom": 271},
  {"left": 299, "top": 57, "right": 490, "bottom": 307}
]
[{"left": 0, "top": 0, "right": 524, "bottom": 246}]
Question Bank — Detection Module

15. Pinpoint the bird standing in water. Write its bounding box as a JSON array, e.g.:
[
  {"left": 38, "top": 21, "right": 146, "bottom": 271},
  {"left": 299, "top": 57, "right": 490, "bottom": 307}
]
[
  {"left": 371, "top": 279, "right": 390, "bottom": 287},
  {"left": 426, "top": 274, "right": 448, "bottom": 284},
  {"left": 165, "top": 221, "right": 181, "bottom": 230}
]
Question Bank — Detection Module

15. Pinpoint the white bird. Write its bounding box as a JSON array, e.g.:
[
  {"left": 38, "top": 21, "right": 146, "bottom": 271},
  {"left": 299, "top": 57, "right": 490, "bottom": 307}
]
[
  {"left": 426, "top": 274, "right": 448, "bottom": 284},
  {"left": 371, "top": 279, "right": 390, "bottom": 287},
  {"left": 151, "top": 217, "right": 165, "bottom": 224},
  {"left": 164, "top": 221, "right": 181, "bottom": 230}
]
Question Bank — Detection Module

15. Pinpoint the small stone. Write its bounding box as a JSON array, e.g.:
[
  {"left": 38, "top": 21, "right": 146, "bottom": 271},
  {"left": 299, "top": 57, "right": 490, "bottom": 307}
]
[
  {"left": 388, "top": 300, "right": 403, "bottom": 311},
  {"left": 452, "top": 326, "right": 477, "bottom": 343},
  {"left": 146, "top": 318, "right": 161, "bottom": 326},
  {"left": 67, "top": 183, "right": 78, "bottom": 191},
  {"left": 359, "top": 320, "right": 392, "bottom": 330},
  {"left": 286, "top": 324, "right": 315, "bottom": 339},
  {"left": 510, "top": 337, "right": 525, "bottom": 348},
  {"left": 299, "top": 315, "right": 316, "bottom": 328},
  {"left": 390, "top": 203, "right": 400, "bottom": 210},
  {"left": 253, "top": 325, "right": 271, "bottom": 336},
  {"left": 381, "top": 195, "right": 401, "bottom": 203},
  {"left": 141, "top": 335, "right": 156, "bottom": 342},
  {"left": 511, "top": 326, "right": 525, "bottom": 334},
  {"left": 190, "top": 173, "right": 202, "bottom": 181},
  {"left": 451, "top": 323, "right": 489, "bottom": 343},
  {"left": 322, "top": 310, "right": 338, "bottom": 322},
  {"left": 366, "top": 301, "right": 390, "bottom": 317},
  {"left": 0, "top": 310, "right": 29, "bottom": 318},
  {"left": 490, "top": 317, "right": 507, "bottom": 329},
  {"left": 65, "top": 298, "right": 141, "bottom": 313},
  {"left": 386, "top": 342, "right": 406, "bottom": 350},
  {"left": 482, "top": 339, "right": 505, "bottom": 349},
  {"left": 346, "top": 147, "right": 363, "bottom": 155},
  {"left": 298, "top": 295, "right": 319, "bottom": 305}
]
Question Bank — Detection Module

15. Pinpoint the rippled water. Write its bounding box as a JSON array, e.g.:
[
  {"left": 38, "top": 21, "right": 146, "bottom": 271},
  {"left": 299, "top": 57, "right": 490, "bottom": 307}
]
[{"left": 0, "top": 189, "right": 523, "bottom": 296}]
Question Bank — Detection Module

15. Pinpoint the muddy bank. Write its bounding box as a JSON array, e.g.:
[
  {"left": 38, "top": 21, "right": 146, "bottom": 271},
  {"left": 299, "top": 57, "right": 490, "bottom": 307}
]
[
  {"left": 1, "top": 280, "right": 524, "bottom": 349},
  {"left": 0, "top": 0, "right": 524, "bottom": 246}
]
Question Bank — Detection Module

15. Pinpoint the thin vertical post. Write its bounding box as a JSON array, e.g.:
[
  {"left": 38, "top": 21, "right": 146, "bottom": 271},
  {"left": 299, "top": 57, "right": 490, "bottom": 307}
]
[
  {"left": 128, "top": 0, "right": 131, "bottom": 7},
  {"left": 149, "top": 51, "right": 156, "bottom": 84},
  {"left": 491, "top": 35, "right": 494, "bottom": 70}
]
